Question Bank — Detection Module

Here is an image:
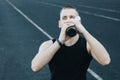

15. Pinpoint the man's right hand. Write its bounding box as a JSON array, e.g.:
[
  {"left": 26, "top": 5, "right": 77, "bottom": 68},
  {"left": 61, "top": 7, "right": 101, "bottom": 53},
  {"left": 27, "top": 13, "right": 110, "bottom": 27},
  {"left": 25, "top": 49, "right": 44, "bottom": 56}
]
[{"left": 58, "top": 20, "right": 75, "bottom": 44}]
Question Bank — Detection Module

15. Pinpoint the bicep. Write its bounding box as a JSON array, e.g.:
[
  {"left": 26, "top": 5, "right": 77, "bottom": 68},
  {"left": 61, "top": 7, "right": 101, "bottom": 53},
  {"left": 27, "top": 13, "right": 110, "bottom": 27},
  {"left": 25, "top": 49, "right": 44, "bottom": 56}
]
[{"left": 31, "top": 40, "right": 53, "bottom": 71}]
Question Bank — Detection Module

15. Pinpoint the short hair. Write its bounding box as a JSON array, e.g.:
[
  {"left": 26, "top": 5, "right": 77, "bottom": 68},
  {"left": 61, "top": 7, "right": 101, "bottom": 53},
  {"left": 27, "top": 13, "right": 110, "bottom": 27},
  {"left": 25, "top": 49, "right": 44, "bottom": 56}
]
[
  {"left": 62, "top": 5, "right": 78, "bottom": 12},
  {"left": 63, "top": 5, "right": 76, "bottom": 9},
  {"left": 60, "top": 5, "right": 79, "bottom": 16}
]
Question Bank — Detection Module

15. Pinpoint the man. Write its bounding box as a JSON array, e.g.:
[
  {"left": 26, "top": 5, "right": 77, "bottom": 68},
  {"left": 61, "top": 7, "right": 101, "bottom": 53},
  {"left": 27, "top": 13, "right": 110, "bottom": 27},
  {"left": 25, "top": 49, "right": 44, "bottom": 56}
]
[{"left": 31, "top": 6, "right": 111, "bottom": 80}]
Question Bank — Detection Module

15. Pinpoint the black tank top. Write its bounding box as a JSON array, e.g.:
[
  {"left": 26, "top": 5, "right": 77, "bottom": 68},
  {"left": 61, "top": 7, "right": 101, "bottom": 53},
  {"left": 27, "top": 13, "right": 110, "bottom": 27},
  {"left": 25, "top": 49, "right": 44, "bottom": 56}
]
[{"left": 48, "top": 35, "right": 92, "bottom": 80}]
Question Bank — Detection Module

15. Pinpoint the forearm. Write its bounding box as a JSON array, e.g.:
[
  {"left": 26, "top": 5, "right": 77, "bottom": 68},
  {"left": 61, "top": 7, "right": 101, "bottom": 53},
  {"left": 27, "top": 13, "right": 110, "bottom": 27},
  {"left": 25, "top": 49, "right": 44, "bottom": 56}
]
[
  {"left": 82, "top": 30, "right": 111, "bottom": 65},
  {"left": 31, "top": 41, "right": 61, "bottom": 72}
]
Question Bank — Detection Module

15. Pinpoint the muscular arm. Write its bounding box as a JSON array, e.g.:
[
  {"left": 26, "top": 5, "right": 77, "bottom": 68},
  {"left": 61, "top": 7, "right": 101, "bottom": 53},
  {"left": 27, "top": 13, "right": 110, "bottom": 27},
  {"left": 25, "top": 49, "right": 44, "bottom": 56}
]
[
  {"left": 84, "top": 31, "right": 111, "bottom": 66},
  {"left": 74, "top": 20, "right": 111, "bottom": 65},
  {"left": 31, "top": 40, "right": 61, "bottom": 72}
]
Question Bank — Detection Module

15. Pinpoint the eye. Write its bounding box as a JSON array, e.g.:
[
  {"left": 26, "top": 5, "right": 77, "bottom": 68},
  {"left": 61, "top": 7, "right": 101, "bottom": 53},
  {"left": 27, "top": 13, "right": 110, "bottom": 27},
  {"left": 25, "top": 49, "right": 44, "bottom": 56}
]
[
  {"left": 70, "top": 16, "right": 75, "bottom": 19},
  {"left": 62, "top": 16, "right": 67, "bottom": 20}
]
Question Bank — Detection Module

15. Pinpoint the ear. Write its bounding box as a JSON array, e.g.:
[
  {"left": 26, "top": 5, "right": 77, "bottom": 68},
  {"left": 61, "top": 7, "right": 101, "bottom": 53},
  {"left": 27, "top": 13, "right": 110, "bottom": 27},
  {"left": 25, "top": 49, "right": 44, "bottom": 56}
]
[{"left": 58, "top": 20, "right": 62, "bottom": 28}]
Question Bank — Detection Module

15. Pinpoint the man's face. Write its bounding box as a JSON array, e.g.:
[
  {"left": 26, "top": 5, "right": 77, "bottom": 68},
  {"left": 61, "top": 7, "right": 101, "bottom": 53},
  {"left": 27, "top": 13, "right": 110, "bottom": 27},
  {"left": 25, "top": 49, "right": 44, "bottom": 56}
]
[
  {"left": 60, "top": 8, "right": 79, "bottom": 21},
  {"left": 59, "top": 8, "right": 79, "bottom": 28}
]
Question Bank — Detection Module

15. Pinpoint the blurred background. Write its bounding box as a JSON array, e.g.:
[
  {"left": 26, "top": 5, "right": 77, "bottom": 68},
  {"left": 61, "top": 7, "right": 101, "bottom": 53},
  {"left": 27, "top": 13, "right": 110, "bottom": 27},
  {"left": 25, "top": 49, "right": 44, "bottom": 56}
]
[{"left": 0, "top": 0, "right": 120, "bottom": 80}]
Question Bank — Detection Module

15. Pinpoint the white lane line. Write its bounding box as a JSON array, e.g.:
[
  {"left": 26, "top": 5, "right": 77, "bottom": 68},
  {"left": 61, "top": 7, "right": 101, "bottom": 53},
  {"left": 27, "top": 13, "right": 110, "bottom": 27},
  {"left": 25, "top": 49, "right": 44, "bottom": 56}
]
[
  {"left": 39, "top": 1, "right": 120, "bottom": 14},
  {"left": 36, "top": 1, "right": 62, "bottom": 8},
  {"left": 88, "top": 68, "right": 103, "bottom": 80},
  {"left": 37, "top": 1, "right": 120, "bottom": 22},
  {"left": 77, "top": 4, "right": 120, "bottom": 13},
  {"left": 6, "top": 0, "right": 104, "bottom": 80},
  {"left": 79, "top": 10, "right": 120, "bottom": 22},
  {"left": 6, "top": 0, "right": 53, "bottom": 40}
]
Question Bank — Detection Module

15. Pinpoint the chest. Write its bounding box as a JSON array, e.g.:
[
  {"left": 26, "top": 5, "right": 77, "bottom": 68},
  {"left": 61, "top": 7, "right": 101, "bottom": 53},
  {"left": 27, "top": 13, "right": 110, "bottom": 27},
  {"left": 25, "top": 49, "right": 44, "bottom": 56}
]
[{"left": 52, "top": 42, "right": 88, "bottom": 66}]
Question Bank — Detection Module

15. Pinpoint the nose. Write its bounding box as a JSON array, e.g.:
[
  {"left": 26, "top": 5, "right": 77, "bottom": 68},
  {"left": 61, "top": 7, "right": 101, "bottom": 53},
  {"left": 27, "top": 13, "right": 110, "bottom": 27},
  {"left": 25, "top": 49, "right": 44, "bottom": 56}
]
[{"left": 66, "top": 17, "right": 71, "bottom": 21}]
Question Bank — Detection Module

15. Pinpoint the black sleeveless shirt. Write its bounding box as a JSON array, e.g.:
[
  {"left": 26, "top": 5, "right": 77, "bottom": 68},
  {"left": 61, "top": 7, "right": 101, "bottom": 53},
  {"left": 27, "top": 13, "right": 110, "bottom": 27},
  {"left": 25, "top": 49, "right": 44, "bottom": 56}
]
[{"left": 48, "top": 35, "right": 92, "bottom": 80}]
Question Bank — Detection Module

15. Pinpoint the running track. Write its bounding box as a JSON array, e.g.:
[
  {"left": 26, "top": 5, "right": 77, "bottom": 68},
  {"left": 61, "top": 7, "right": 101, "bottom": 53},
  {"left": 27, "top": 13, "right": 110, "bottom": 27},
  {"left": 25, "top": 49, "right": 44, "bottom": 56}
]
[{"left": 0, "top": 0, "right": 120, "bottom": 80}]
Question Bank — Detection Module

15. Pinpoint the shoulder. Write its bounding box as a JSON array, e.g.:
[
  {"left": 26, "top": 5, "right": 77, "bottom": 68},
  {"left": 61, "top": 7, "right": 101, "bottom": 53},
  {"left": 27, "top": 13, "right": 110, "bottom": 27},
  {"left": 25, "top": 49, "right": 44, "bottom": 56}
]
[
  {"left": 38, "top": 39, "right": 54, "bottom": 51},
  {"left": 41, "top": 40, "right": 53, "bottom": 47}
]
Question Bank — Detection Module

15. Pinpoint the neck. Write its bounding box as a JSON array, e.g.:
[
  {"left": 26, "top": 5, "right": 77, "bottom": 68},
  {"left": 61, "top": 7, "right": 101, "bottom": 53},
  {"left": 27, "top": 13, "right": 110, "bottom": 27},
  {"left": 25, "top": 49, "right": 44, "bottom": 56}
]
[{"left": 64, "top": 34, "right": 79, "bottom": 46}]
